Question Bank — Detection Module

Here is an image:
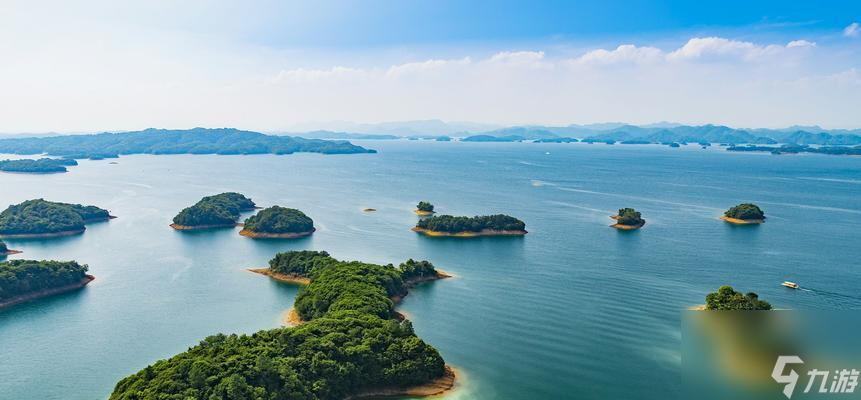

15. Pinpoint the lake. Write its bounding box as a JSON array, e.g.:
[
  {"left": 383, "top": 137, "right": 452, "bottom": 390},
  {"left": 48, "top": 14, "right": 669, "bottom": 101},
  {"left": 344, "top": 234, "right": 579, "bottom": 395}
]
[{"left": 1, "top": 141, "right": 859, "bottom": 399}]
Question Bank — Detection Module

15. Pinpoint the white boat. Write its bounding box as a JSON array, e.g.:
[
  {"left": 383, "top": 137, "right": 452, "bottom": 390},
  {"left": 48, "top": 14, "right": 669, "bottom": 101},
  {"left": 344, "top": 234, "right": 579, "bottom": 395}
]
[{"left": 782, "top": 281, "right": 799, "bottom": 289}]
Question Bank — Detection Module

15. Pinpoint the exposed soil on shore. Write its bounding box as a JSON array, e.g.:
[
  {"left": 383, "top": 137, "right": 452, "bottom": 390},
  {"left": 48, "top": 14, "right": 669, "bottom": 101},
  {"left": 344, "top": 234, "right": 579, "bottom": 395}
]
[
  {"left": 170, "top": 223, "right": 238, "bottom": 230},
  {"left": 411, "top": 227, "right": 527, "bottom": 237},
  {"left": 0, "top": 275, "right": 95, "bottom": 309},
  {"left": 720, "top": 216, "right": 764, "bottom": 225},
  {"left": 247, "top": 268, "right": 311, "bottom": 285},
  {"left": 1, "top": 249, "right": 23, "bottom": 256},
  {"left": 346, "top": 366, "right": 458, "bottom": 399},
  {"left": 414, "top": 210, "right": 435, "bottom": 216},
  {"left": 609, "top": 215, "right": 645, "bottom": 230},
  {"left": 239, "top": 228, "right": 315, "bottom": 239}
]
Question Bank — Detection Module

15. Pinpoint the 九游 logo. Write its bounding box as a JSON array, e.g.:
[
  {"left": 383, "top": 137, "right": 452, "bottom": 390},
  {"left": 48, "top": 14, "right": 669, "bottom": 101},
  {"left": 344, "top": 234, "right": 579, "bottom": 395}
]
[{"left": 772, "top": 356, "right": 860, "bottom": 398}]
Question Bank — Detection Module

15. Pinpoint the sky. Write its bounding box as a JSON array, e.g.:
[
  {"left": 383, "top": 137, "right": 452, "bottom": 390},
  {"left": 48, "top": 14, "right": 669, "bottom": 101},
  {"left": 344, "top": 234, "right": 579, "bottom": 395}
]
[{"left": 0, "top": 0, "right": 860, "bottom": 133}]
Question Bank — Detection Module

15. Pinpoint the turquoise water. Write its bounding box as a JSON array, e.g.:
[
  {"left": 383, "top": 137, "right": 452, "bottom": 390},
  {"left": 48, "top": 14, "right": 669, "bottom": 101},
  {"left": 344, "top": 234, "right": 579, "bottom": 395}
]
[{"left": 1, "top": 141, "right": 859, "bottom": 399}]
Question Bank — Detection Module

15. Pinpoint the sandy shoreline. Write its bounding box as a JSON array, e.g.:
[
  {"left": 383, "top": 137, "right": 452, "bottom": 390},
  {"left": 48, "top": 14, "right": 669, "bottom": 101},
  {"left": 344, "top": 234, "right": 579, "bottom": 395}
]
[
  {"left": 609, "top": 215, "right": 645, "bottom": 230},
  {"left": 0, "top": 275, "right": 95, "bottom": 309},
  {"left": 347, "top": 366, "right": 458, "bottom": 399},
  {"left": 170, "top": 223, "right": 239, "bottom": 230},
  {"left": 720, "top": 216, "right": 764, "bottom": 225},
  {"left": 414, "top": 210, "right": 435, "bottom": 216},
  {"left": 247, "top": 268, "right": 312, "bottom": 285},
  {"left": 281, "top": 308, "right": 304, "bottom": 326},
  {"left": 1, "top": 249, "right": 23, "bottom": 256},
  {"left": 239, "top": 228, "right": 315, "bottom": 239},
  {"left": 412, "top": 227, "right": 527, "bottom": 237}
]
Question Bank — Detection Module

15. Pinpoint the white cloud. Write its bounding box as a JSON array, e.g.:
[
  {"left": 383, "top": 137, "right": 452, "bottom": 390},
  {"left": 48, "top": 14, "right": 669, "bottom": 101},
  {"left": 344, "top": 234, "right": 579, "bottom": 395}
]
[
  {"left": 845, "top": 22, "right": 860, "bottom": 38},
  {"left": 666, "top": 37, "right": 787, "bottom": 61},
  {"left": 575, "top": 44, "right": 663, "bottom": 65},
  {"left": 786, "top": 40, "right": 816, "bottom": 48}
]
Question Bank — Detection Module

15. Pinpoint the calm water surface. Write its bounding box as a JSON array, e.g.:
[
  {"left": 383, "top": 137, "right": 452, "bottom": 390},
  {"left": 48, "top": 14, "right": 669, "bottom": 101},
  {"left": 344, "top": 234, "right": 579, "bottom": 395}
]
[{"left": 1, "top": 141, "right": 859, "bottom": 399}]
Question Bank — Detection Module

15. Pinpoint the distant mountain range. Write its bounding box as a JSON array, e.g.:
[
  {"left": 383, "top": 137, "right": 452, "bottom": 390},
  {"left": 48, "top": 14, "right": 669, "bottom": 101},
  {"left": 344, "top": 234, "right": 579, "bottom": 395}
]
[{"left": 275, "top": 120, "right": 861, "bottom": 145}]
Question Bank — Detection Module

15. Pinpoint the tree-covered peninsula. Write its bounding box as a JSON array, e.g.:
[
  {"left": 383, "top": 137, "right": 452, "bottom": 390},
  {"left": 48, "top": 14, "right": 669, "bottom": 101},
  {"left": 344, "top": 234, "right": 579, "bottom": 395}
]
[
  {"left": 415, "top": 201, "right": 435, "bottom": 215},
  {"left": 705, "top": 285, "right": 772, "bottom": 310},
  {"left": 610, "top": 208, "right": 645, "bottom": 230},
  {"left": 0, "top": 199, "right": 113, "bottom": 237},
  {"left": 0, "top": 260, "right": 94, "bottom": 308},
  {"left": 721, "top": 203, "right": 766, "bottom": 224},
  {"left": 239, "top": 206, "right": 315, "bottom": 238},
  {"left": 112, "top": 251, "right": 454, "bottom": 400},
  {"left": 171, "top": 193, "right": 257, "bottom": 230},
  {"left": 0, "top": 128, "right": 375, "bottom": 159},
  {"left": 0, "top": 240, "right": 15, "bottom": 256},
  {"left": 0, "top": 158, "right": 78, "bottom": 173},
  {"left": 413, "top": 214, "right": 527, "bottom": 236}
]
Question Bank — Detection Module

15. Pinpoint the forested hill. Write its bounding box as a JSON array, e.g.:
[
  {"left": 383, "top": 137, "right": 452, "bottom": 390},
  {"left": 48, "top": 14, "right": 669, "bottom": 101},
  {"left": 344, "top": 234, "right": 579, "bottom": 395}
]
[{"left": 0, "top": 128, "right": 375, "bottom": 159}]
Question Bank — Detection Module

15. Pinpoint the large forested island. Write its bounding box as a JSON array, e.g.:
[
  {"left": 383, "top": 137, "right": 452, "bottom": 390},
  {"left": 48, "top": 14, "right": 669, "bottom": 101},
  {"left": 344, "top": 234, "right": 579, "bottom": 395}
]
[
  {"left": 0, "top": 199, "right": 113, "bottom": 237},
  {"left": 721, "top": 203, "right": 766, "bottom": 224},
  {"left": 239, "top": 206, "right": 315, "bottom": 238},
  {"left": 0, "top": 158, "right": 78, "bottom": 173},
  {"left": 0, "top": 128, "right": 374, "bottom": 159},
  {"left": 610, "top": 208, "right": 645, "bottom": 230},
  {"left": 0, "top": 260, "right": 94, "bottom": 308},
  {"left": 111, "top": 250, "right": 454, "bottom": 400},
  {"left": 171, "top": 193, "right": 257, "bottom": 230},
  {"left": 704, "top": 285, "right": 772, "bottom": 310},
  {"left": 413, "top": 214, "right": 527, "bottom": 237}
]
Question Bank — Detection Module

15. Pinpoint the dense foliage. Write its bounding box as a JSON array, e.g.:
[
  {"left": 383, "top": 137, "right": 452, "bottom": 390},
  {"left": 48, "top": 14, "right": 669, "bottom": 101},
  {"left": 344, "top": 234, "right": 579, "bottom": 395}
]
[
  {"left": 0, "top": 158, "right": 77, "bottom": 173},
  {"left": 243, "top": 207, "right": 314, "bottom": 234},
  {"left": 416, "top": 201, "right": 434, "bottom": 212},
  {"left": 268, "top": 250, "right": 337, "bottom": 278},
  {"left": 398, "top": 259, "right": 438, "bottom": 281},
  {"left": 724, "top": 203, "right": 765, "bottom": 220},
  {"left": 415, "top": 214, "right": 526, "bottom": 233},
  {"left": 727, "top": 144, "right": 861, "bottom": 156},
  {"left": 0, "top": 128, "right": 374, "bottom": 159},
  {"left": 705, "top": 285, "right": 773, "bottom": 310},
  {"left": 110, "top": 253, "right": 446, "bottom": 400},
  {"left": 615, "top": 208, "right": 645, "bottom": 226},
  {"left": 0, "top": 199, "right": 111, "bottom": 235},
  {"left": 294, "top": 261, "right": 406, "bottom": 321},
  {"left": 173, "top": 193, "right": 256, "bottom": 227},
  {"left": 0, "top": 260, "right": 89, "bottom": 301}
]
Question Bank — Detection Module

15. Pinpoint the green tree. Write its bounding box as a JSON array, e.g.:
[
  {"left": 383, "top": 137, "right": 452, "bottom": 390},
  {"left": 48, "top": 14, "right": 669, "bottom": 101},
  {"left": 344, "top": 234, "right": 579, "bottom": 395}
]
[
  {"left": 705, "top": 285, "right": 772, "bottom": 310},
  {"left": 416, "top": 201, "right": 434, "bottom": 212},
  {"left": 724, "top": 203, "right": 765, "bottom": 220}
]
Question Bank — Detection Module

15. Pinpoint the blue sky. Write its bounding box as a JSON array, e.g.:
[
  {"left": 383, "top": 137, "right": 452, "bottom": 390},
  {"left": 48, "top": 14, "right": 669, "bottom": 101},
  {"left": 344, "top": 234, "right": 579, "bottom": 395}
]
[{"left": 0, "top": 1, "right": 859, "bottom": 132}]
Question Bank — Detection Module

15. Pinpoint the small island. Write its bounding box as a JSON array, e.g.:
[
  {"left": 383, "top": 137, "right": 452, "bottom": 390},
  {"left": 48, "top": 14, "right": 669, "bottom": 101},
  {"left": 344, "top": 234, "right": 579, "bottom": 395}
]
[
  {"left": 0, "top": 260, "right": 94, "bottom": 308},
  {"left": 413, "top": 214, "right": 527, "bottom": 237},
  {"left": 703, "top": 285, "right": 772, "bottom": 310},
  {"left": 0, "top": 158, "right": 78, "bottom": 174},
  {"left": 721, "top": 203, "right": 766, "bottom": 224},
  {"left": 0, "top": 199, "right": 114, "bottom": 238},
  {"left": 0, "top": 239, "right": 21, "bottom": 256},
  {"left": 170, "top": 192, "right": 257, "bottom": 230},
  {"left": 415, "top": 201, "right": 436, "bottom": 216},
  {"left": 239, "top": 206, "right": 315, "bottom": 238},
  {"left": 610, "top": 208, "right": 645, "bottom": 230},
  {"left": 113, "top": 250, "right": 455, "bottom": 399}
]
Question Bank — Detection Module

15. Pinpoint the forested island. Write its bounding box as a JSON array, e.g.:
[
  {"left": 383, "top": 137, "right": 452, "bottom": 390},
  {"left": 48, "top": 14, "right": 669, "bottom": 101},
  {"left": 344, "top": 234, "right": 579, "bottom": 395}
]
[
  {"left": 112, "top": 250, "right": 454, "bottom": 399},
  {"left": 415, "top": 201, "right": 435, "bottom": 216},
  {"left": 610, "top": 208, "right": 645, "bottom": 230},
  {"left": 171, "top": 192, "right": 257, "bottom": 230},
  {"left": 0, "top": 239, "right": 21, "bottom": 256},
  {"left": 239, "top": 206, "right": 315, "bottom": 238},
  {"left": 721, "top": 203, "right": 765, "bottom": 224},
  {"left": 413, "top": 214, "right": 527, "bottom": 237},
  {"left": 727, "top": 144, "right": 861, "bottom": 156},
  {"left": 704, "top": 285, "right": 772, "bottom": 310},
  {"left": 0, "top": 128, "right": 375, "bottom": 159},
  {"left": 0, "top": 260, "right": 94, "bottom": 308},
  {"left": 0, "top": 158, "right": 78, "bottom": 173},
  {"left": 0, "top": 199, "right": 113, "bottom": 237}
]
